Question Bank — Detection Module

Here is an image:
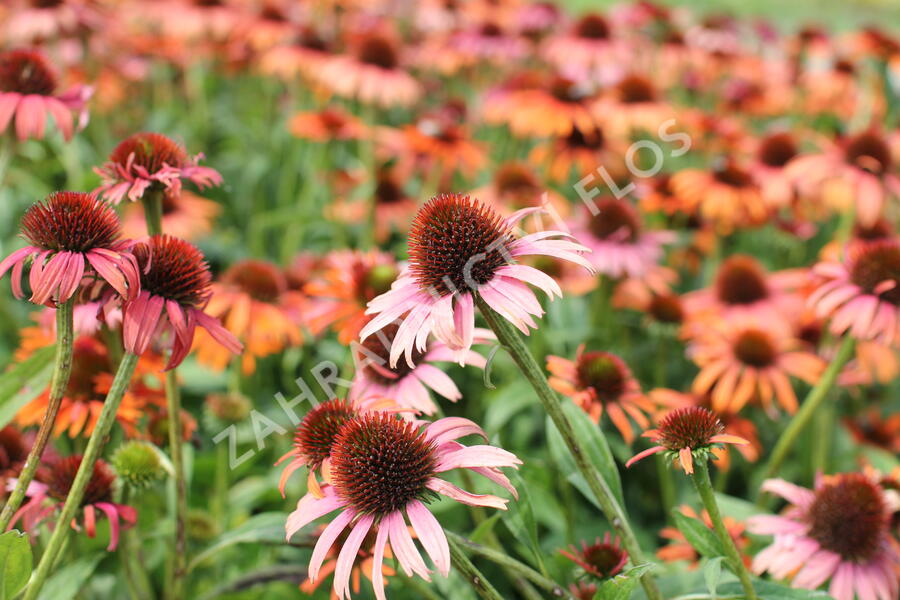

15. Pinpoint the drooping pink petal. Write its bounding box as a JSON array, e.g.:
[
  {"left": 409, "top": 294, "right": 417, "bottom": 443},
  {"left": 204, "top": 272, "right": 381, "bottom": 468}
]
[
  {"left": 15, "top": 95, "right": 47, "bottom": 141},
  {"left": 427, "top": 478, "right": 509, "bottom": 509},
  {"left": 759, "top": 478, "right": 816, "bottom": 508},
  {"left": 434, "top": 445, "right": 521, "bottom": 472},
  {"left": 625, "top": 445, "right": 664, "bottom": 468},
  {"left": 285, "top": 488, "right": 345, "bottom": 540},
  {"left": 386, "top": 511, "right": 430, "bottom": 580},
  {"left": 308, "top": 509, "right": 354, "bottom": 582},
  {"left": 86, "top": 250, "right": 128, "bottom": 298},
  {"left": 94, "top": 502, "right": 124, "bottom": 551},
  {"left": 424, "top": 417, "right": 487, "bottom": 445},
  {"left": 333, "top": 514, "right": 375, "bottom": 600},
  {"left": 277, "top": 456, "right": 306, "bottom": 498},
  {"left": 406, "top": 500, "right": 450, "bottom": 577},
  {"left": 44, "top": 97, "right": 74, "bottom": 141},
  {"left": 371, "top": 523, "right": 391, "bottom": 600},
  {"left": 413, "top": 365, "right": 461, "bottom": 401},
  {"left": 0, "top": 93, "right": 21, "bottom": 133},
  {"left": 196, "top": 310, "right": 243, "bottom": 354}
]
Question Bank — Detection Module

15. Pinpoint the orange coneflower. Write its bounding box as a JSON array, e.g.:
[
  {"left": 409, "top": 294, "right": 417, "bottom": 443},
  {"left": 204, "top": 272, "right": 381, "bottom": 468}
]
[
  {"left": 658, "top": 505, "right": 750, "bottom": 567},
  {"left": 612, "top": 265, "right": 684, "bottom": 325},
  {"left": 594, "top": 72, "right": 678, "bottom": 138},
  {"left": 288, "top": 107, "right": 368, "bottom": 143},
  {"left": 542, "top": 12, "right": 623, "bottom": 71},
  {"left": 121, "top": 190, "right": 220, "bottom": 241},
  {"left": 844, "top": 409, "right": 900, "bottom": 455},
  {"left": 472, "top": 161, "right": 569, "bottom": 221},
  {"left": 398, "top": 114, "right": 485, "bottom": 180},
  {"left": 314, "top": 28, "right": 421, "bottom": 108},
  {"left": 195, "top": 259, "right": 302, "bottom": 374},
  {"left": 670, "top": 158, "right": 770, "bottom": 234},
  {"left": 547, "top": 346, "right": 669, "bottom": 443},
  {"left": 258, "top": 25, "right": 333, "bottom": 81},
  {"left": 529, "top": 126, "right": 628, "bottom": 183},
  {"left": 304, "top": 250, "right": 399, "bottom": 345},
  {"left": 687, "top": 315, "right": 824, "bottom": 415},
  {"left": 750, "top": 131, "right": 801, "bottom": 210}
]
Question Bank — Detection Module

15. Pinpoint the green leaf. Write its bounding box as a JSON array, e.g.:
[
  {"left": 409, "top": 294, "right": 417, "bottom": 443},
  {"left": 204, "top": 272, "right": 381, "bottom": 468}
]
[
  {"left": 37, "top": 554, "right": 103, "bottom": 600},
  {"left": 594, "top": 563, "right": 654, "bottom": 600},
  {"left": 469, "top": 512, "right": 501, "bottom": 545},
  {"left": 0, "top": 345, "right": 55, "bottom": 428},
  {"left": 546, "top": 400, "right": 624, "bottom": 508},
  {"left": 718, "top": 579, "right": 833, "bottom": 599},
  {"left": 0, "top": 530, "right": 32, "bottom": 600},
  {"left": 188, "top": 512, "right": 286, "bottom": 573},
  {"left": 713, "top": 493, "right": 767, "bottom": 522},
  {"left": 501, "top": 471, "right": 546, "bottom": 574},
  {"left": 671, "top": 509, "right": 723, "bottom": 559},
  {"left": 703, "top": 557, "right": 724, "bottom": 599}
]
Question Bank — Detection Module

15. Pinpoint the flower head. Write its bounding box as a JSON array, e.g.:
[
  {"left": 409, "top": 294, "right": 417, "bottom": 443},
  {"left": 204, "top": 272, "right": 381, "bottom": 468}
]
[
  {"left": 0, "top": 48, "right": 90, "bottom": 141},
  {"left": 285, "top": 413, "right": 520, "bottom": 600},
  {"left": 0, "top": 191, "right": 140, "bottom": 306},
  {"left": 94, "top": 132, "right": 222, "bottom": 204},
  {"left": 625, "top": 407, "right": 749, "bottom": 474},
  {"left": 362, "top": 194, "right": 592, "bottom": 368},
  {"left": 810, "top": 240, "right": 900, "bottom": 345},
  {"left": 112, "top": 441, "right": 165, "bottom": 490},
  {"left": 123, "top": 234, "right": 241, "bottom": 370},
  {"left": 749, "top": 474, "right": 899, "bottom": 600},
  {"left": 560, "top": 533, "right": 628, "bottom": 579}
]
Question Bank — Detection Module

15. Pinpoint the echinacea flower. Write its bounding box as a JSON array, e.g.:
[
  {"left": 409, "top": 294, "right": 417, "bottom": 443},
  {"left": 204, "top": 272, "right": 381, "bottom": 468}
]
[
  {"left": 658, "top": 505, "right": 749, "bottom": 567},
  {"left": 277, "top": 399, "right": 358, "bottom": 499},
  {"left": 285, "top": 413, "right": 521, "bottom": 600},
  {"left": 0, "top": 48, "right": 90, "bottom": 141},
  {"left": 350, "top": 321, "right": 491, "bottom": 415},
  {"left": 298, "top": 525, "right": 397, "bottom": 599},
  {"left": 560, "top": 532, "right": 628, "bottom": 579},
  {"left": 94, "top": 132, "right": 222, "bottom": 204},
  {"left": 749, "top": 474, "right": 899, "bottom": 600},
  {"left": 567, "top": 197, "right": 674, "bottom": 279},
  {"left": 122, "top": 234, "right": 242, "bottom": 370},
  {"left": 670, "top": 159, "right": 769, "bottom": 234},
  {"left": 19, "top": 456, "right": 137, "bottom": 551},
  {"left": 0, "top": 191, "right": 140, "bottom": 307},
  {"left": 625, "top": 406, "right": 749, "bottom": 474},
  {"left": 288, "top": 107, "right": 368, "bottom": 143},
  {"left": 808, "top": 240, "right": 900, "bottom": 346},
  {"left": 547, "top": 347, "right": 671, "bottom": 443},
  {"left": 687, "top": 316, "right": 824, "bottom": 415},
  {"left": 361, "top": 193, "right": 593, "bottom": 368},
  {"left": 195, "top": 259, "right": 302, "bottom": 374}
]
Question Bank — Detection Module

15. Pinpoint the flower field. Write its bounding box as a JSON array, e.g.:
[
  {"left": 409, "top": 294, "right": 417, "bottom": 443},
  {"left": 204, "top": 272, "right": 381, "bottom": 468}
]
[{"left": 0, "top": 1, "right": 898, "bottom": 600}]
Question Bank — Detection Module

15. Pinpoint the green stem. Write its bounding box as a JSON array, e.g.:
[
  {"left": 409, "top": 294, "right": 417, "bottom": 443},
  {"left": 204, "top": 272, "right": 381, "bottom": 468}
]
[
  {"left": 142, "top": 188, "right": 164, "bottom": 236},
  {"left": 447, "top": 534, "right": 504, "bottom": 600},
  {"left": 473, "top": 295, "right": 662, "bottom": 600},
  {"left": 0, "top": 299, "right": 75, "bottom": 530},
  {"left": 655, "top": 454, "right": 676, "bottom": 523},
  {"left": 165, "top": 368, "right": 188, "bottom": 600},
  {"left": 23, "top": 352, "right": 140, "bottom": 600},
  {"left": 120, "top": 487, "right": 154, "bottom": 600},
  {"left": 446, "top": 532, "right": 570, "bottom": 598},
  {"left": 759, "top": 337, "right": 855, "bottom": 484},
  {"left": 689, "top": 460, "right": 758, "bottom": 600}
]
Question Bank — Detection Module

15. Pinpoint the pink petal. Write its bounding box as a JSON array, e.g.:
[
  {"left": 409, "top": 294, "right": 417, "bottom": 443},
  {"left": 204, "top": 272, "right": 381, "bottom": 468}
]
[
  {"left": 434, "top": 445, "right": 522, "bottom": 472},
  {"left": 333, "top": 514, "right": 374, "bottom": 600},
  {"left": 625, "top": 445, "right": 665, "bottom": 468},
  {"left": 406, "top": 500, "right": 450, "bottom": 577},
  {"left": 413, "top": 365, "right": 461, "bottom": 401},
  {"left": 15, "top": 95, "right": 46, "bottom": 141},
  {"left": 285, "top": 488, "right": 344, "bottom": 540},
  {"left": 0, "top": 93, "right": 21, "bottom": 133},
  {"left": 371, "top": 523, "right": 390, "bottom": 600},
  {"left": 424, "top": 417, "right": 487, "bottom": 445},
  {"left": 386, "top": 511, "right": 430, "bottom": 580},
  {"left": 427, "top": 478, "right": 509, "bottom": 509},
  {"left": 308, "top": 509, "right": 354, "bottom": 582},
  {"left": 196, "top": 310, "right": 243, "bottom": 354}
]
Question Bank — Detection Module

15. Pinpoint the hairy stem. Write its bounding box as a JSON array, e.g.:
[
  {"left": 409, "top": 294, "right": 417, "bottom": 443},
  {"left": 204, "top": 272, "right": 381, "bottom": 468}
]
[
  {"left": 0, "top": 299, "right": 75, "bottom": 530},
  {"left": 690, "top": 460, "right": 758, "bottom": 600},
  {"left": 473, "top": 294, "right": 662, "bottom": 600},
  {"left": 24, "top": 352, "right": 140, "bottom": 600},
  {"left": 447, "top": 534, "right": 504, "bottom": 600},
  {"left": 165, "top": 368, "right": 188, "bottom": 600}
]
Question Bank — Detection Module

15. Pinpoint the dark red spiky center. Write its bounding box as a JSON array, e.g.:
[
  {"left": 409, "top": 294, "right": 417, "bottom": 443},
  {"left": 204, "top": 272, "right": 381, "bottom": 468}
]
[
  {"left": 374, "top": 170, "right": 405, "bottom": 205},
  {"left": 0, "top": 49, "right": 56, "bottom": 95},
  {"left": 648, "top": 294, "right": 684, "bottom": 324},
  {"left": 293, "top": 399, "right": 357, "bottom": 470},
  {"left": 617, "top": 75, "right": 657, "bottom": 103},
  {"left": 588, "top": 198, "right": 641, "bottom": 242},
  {"left": 575, "top": 14, "right": 610, "bottom": 39},
  {"left": 657, "top": 407, "right": 724, "bottom": 451},
  {"left": 408, "top": 194, "right": 513, "bottom": 296},
  {"left": 713, "top": 162, "right": 753, "bottom": 188},
  {"left": 133, "top": 234, "right": 212, "bottom": 307},
  {"left": 807, "top": 474, "right": 887, "bottom": 562},
  {"left": 564, "top": 128, "right": 606, "bottom": 150},
  {"left": 330, "top": 413, "right": 437, "bottom": 516},
  {"left": 853, "top": 218, "right": 893, "bottom": 241},
  {"left": 360, "top": 322, "right": 424, "bottom": 384},
  {"left": 581, "top": 542, "right": 627, "bottom": 578},
  {"left": 30, "top": 0, "right": 66, "bottom": 7},
  {"left": 45, "top": 456, "right": 115, "bottom": 506},
  {"left": 494, "top": 163, "right": 540, "bottom": 198},
  {"left": 758, "top": 133, "right": 798, "bottom": 167},
  {"left": 20, "top": 192, "right": 122, "bottom": 253},
  {"left": 0, "top": 427, "right": 27, "bottom": 473},
  {"left": 221, "top": 259, "right": 285, "bottom": 303},
  {"left": 844, "top": 132, "right": 891, "bottom": 175},
  {"left": 714, "top": 255, "right": 770, "bottom": 305},
  {"left": 849, "top": 241, "right": 900, "bottom": 305},
  {"left": 356, "top": 34, "right": 399, "bottom": 70},
  {"left": 109, "top": 133, "right": 189, "bottom": 173},
  {"left": 576, "top": 352, "right": 628, "bottom": 402},
  {"left": 733, "top": 329, "right": 777, "bottom": 368}
]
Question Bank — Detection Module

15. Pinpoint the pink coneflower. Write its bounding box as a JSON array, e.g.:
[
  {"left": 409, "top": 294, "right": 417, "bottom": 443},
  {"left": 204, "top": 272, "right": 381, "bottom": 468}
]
[
  {"left": 0, "top": 192, "right": 140, "bottom": 307},
  {"left": 361, "top": 194, "right": 593, "bottom": 368},
  {"left": 285, "top": 413, "right": 521, "bottom": 600},
  {"left": 809, "top": 240, "right": 900, "bottom": 346},
  {"left": 568, "top": 197, "right": 674, "bottom": 279},
  {"left": 94, "top": 132, "right": 222, "bottom": 204},
  {"left": 350, "top": 321, "right": 491, "bottom": 415},
  {"left": 788, "top": 130, "right": 900, "bottom": 226},
  {"left": 749, "top": 474, "right": 899, "bottom": 600},
  {"left": 560, "top": 532, "right": 628, "bottom": 579},
  {"left": 0, "top": 48, "right": 90, "bottom": 142},
  {"left": 122, "top": 235, "right": 241, "bottom": 370},
  {"left": 15, "top": 456, "right": 136, "bottom": 551},
  {"left": 625, "top": 406, "right": 749, "bottom": 474}
]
